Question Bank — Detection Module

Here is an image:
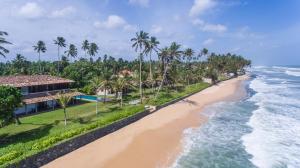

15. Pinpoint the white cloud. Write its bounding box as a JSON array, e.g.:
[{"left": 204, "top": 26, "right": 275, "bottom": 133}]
[
  {"left": 123, "top": 24, "right": 138, "bottom": 32},
  {"left": 129, "top": 0, "right": 149, "bottom": 7},
  {"left": 150, "top": 25, "right": 163, "bottom": 34},
  {"left": 94, "top": 15, "right": 127, "bottom": 29},
  {"left": 193, "top": 19, "right": 227, "bottom": 33},
  {"left": 50, "top": 6, "right": 76, "bottom": 18},
  {"left": 18, "top": 2, "right": 44, "bottom": 19},
  {"left": 203, "top": 38, "right": 214, "bottom": 45},
  {"left": 94, "top": 15, "right": 137, "bottom": 32},
  {"left": 189, "top": 0, "right": 216, "bottom": 17}
]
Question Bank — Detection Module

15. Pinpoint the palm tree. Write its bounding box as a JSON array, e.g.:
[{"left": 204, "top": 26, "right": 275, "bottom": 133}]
[
  {"left": 112, "top": 76, "right": 134, "bottom": 107},
  {"left": 145, "top": 36, "right": 160, "bottom": 92},
  {"left": 155, "top": 42, "right": 182, "bottom": 99},
  {"left": 198, "top": 48, "right": 208, "bottom": 60},
  {"left": 54, "top": 37, "right": 66, "bottom": 73},
  {"left": 88, "top": 42, "right": 99, "bottom": 62},
  {"left": 98, "top": 78, "right": 111, "bottom": 104},
  {"left": 131, "top": 31, "right": 149, "bottom": 104},
  {"left": 33, "top": 41, "right": 46, "bottom": 74},
  {"left": 82, "top": 40, "right": 89, "bottom": 58},
  {"left": 56, "top": 92, "right": 72, "bottom": 126},
  {"left": 65, "top": 44, "right": 78, "bottom": 62},
  {"left": 183, "top": 48, "right": 194, "bottom": 85},
  {"left": 0, "top": 31, "right": 11, "bottom": 58}
]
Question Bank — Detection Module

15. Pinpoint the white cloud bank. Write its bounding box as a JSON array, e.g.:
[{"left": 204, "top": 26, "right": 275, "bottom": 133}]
[
  {"left": 50, "top": 6, "right": 76, "bottom": 18},
  {"left": 203, "top": 38, "right": 214, "bottom": 45},
  {"left": 94, "top": 15, "right": 137, "bottom": 32},
  {"left": 18, "top": 2, "right": 44, "bottom": 19},
  {"left": 193, "top": 19, "right": 227, "bottom": 33},
  {"left": 189, "top": 0, "right": 216, "bottom": 17}
]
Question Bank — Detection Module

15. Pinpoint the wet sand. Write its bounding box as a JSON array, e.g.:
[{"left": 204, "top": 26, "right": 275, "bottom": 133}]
[{"left": 43, "top": 75, "right": 248, "bottom": 168}]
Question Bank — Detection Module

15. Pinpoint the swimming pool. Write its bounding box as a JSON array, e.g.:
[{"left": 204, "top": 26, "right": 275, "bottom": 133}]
[
  {"left": 75, "top": 95, "right": 100, "bottom": 102},
  {"left": 75, "top": 95, "right": 111, "bottom": 102}
]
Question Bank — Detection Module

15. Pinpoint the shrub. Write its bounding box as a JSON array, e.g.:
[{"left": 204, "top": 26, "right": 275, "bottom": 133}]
[{"left": 0, "top": 151, "right": 22, "bottom": 165}]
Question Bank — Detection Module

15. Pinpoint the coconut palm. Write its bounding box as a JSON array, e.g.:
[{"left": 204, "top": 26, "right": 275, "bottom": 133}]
[
  {"left": 198, "top": 48, "right": 208, "bottom": 60},
  {"left": 88, "top": 42, "right": 99, "bottom": 62},
  {"left": 131, "top": 30, "right": 149, "bottom": 103},
  {"left": 155, "top": 42, "right": 182, "bottom": 99},
  {"left": 111, "top": 76, "right": 134, "bottom": 107},
  {"left": 0, "top": 31, "right": 11, "bottom": 58},
  {"left": 98, "top": 78, "right": 111, "bottom": 104},
  {"left": 54, "top": 37, "right": 66, "bottom": 73},
  {"left": 56, "top": 92, "right": 72, "bottom": 126},
  {"left": 65, "top": 44, "right": 78, "bottom": 62},
  {"left": 145, "top": 36, "right": 160, "bottom": 91},
  {"left": 33, "top": 40, "right": 46, "bottom": 74},
  {"left": 82, "top": 40, "right": 89, "bottom": 58},
  {"left": 183, "top": 48, "right": 194, "bottom": 85}
]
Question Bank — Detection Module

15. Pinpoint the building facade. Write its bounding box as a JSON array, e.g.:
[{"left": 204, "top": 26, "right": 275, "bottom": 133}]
[{"left": 0, "top": 75, "right": 83, "bottom": 115}]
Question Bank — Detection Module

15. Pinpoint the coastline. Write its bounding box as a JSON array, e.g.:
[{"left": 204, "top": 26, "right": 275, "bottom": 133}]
[{"left": 43, "top": 75, "right": 249, "bottom": 168}]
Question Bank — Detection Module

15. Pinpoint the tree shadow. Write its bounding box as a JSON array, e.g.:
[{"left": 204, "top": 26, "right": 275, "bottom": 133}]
[
  {"left": 0, "top": 124, "right": 54, "bottom": 148},
  {"left": 180, "top": 99, "right": 198, "bottom": 106}
]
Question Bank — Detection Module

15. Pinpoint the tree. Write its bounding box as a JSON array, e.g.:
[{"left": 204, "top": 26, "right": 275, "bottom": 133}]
[
  {"left": 155, "top": 42, "right": 182, "bottom": 99},
  {"left": 131, "top": 31, "right": 149, "bottom": 104},
  {"left": 111, "top": 76, "right": 134, "bottom": 107},
  {"left": 145, "top": 36, "right": 160, "bottom": 92},
  {"left": 54, "top": 37, "right": 66, "bottom": 73},
  {"left": 98, "top": 78, "right": 112, "bottom": 104},
  {"left": 183, "top": 48, "right": 195, "bottom": 85},
  {"left": 0, "top": 31, "right": 12, "bottom": 58},
  {"left": 56, "top": 92, "right": 72, "bottom": 126},
  {"left": 198, "top": 48, "right": 208, "bottom": 61},
  {"left": 33, "top": 40, "right": 46, "bottom": 74},
  {"left": 65, "top": 44, "right": 78, "bottom": 62},
  {"left": 88, "top": 42, "right": 99, "bottom": 62},
  {"left": 82, "top": 40, "right": 89, "bottom": 58},
  {"left": 0, "top": 86, "right": 22, "bottom": 127},
  {"left": 12, "top": 54, "right": 30, "bottom": 74}
]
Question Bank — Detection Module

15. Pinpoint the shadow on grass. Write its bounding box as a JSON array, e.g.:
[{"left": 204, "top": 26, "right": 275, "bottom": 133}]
[{"left": 0, "top": 124, "right": 54, "bottom": 148}]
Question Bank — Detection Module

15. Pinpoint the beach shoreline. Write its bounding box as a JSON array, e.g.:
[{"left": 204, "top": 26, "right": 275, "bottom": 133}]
[{"left": 43, "top": 75, "right": 249, "bottom": 168}]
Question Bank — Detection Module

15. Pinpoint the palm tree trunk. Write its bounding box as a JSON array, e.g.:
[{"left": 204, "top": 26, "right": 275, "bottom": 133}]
[
  {"left": 104, "top": 89, "right": 107, "bottom": 104},
  {"left": 38, "top": 52, "right": 41, "bottom": 74},
  {"left": 155, "top": 62, "right": 169, "bottom": 100},
  {"left": 57, "top": 46, "right": 60, "bottom": 74},
  {"left": 63, "top": 108, "right": 67, "bottom": 126},
  {"left": 139, "top": 53, "right": 143, "bottom": 104},
  {"left": 121, "top": 93, "right": 123, "bottom": 107},
  {"left": 149, "top": 51, "right": 154, "bottom": 92}
]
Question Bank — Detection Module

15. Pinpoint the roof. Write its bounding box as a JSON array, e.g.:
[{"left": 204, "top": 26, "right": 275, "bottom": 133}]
[
  {"left": 0, "top": 75, "right": 74, "bottom": 87},
  {"left": 22, "top": 91, "right": 83, "bottom": 104}
]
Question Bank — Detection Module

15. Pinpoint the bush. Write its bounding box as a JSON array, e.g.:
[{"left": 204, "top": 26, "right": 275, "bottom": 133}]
[{"left": 0, "top": 151, "right": 22, "bottom": 165}]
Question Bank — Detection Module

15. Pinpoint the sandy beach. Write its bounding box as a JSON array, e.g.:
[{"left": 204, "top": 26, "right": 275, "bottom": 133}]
[{"left": 43, "top": 75, "right": 248, "bottom": 168}]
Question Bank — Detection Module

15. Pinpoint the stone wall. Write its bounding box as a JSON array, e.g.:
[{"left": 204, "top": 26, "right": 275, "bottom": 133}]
[{"left": 8, "top": 87, "right": 211, "bottom": 168}]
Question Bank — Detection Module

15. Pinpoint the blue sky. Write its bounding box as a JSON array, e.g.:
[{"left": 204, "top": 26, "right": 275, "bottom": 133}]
[{"left": 1, "top": 0, "right": 300, "bottom": 65}]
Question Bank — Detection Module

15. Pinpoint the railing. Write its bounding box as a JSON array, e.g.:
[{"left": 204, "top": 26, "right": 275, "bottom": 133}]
[{"left": 23, "top": 89, "right": 71, "bottom": 99}]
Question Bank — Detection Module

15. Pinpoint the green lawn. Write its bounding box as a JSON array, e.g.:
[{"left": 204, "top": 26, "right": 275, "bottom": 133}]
[{"left": 0, "top": 82, "right": 210, "bottom": 167}]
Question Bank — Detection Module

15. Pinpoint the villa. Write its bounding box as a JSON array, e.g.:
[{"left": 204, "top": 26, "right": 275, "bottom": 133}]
[{"left": 0, "top": 75, "right": 83, "bottom": 115}]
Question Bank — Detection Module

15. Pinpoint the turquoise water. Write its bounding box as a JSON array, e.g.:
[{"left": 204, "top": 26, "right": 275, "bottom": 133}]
[
  {"left": 172, "top": 66, "right": 300, "bottom": 168},
  {"left": 76, "top": 95, "right": 99, "bottom": 101}
]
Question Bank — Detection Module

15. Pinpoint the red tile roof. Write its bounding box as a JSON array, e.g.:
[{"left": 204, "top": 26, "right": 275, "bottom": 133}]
[{"left": 0, "top": 75, "right": 74, "bottom": 87}]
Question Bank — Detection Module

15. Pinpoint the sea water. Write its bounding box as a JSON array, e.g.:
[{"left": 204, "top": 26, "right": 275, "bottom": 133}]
[{"left": 171, "top": 66, "right": 300, "bottom": 168}]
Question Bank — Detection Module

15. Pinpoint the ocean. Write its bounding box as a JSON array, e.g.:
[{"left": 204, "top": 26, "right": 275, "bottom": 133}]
[{"left": 171, "top": 66, "right": 300, "bottom": 168}]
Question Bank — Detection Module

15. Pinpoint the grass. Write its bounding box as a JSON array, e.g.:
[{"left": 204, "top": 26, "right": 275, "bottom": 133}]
[{"left": 0, "top": 82, "right": 210, "bottom": 167}]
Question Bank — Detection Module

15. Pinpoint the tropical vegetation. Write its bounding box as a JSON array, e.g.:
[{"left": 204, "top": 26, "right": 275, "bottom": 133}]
[{"left": 0, "top": 29, "right": 251, "bottom": 167}]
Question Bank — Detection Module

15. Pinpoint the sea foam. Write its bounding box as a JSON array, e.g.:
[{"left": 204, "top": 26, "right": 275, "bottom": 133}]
[{"left": 242, "top": 75, "right": 300, "bottom": 168}]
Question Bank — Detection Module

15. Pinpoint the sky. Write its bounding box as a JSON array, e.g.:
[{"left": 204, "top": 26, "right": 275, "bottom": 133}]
[{"left": 0, "top": 0, "right": 300, "bottom": 65}]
